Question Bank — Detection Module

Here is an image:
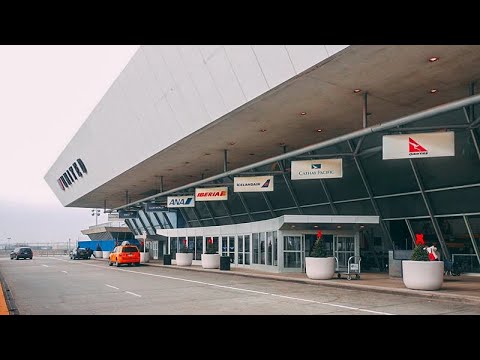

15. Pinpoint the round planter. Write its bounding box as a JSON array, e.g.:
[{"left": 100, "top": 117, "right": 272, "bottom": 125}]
[
  {"left": 93, "top": 250, "right": 103, "bottom": 259},
  {"left": 305, "top": 257, "right": 335, "bottom": 280},
  {"left": 102, "top": 251, "right": 111, "bottom": 259},
  {"left": 202, "top": 253, "right": 220, "bottom": 269},
  {"left": 176, "top": 252, "right": 193, "bottom": 266},
  {"left": 140, "top": 252, "right": 150, "bottom": 263},
  {"left": 402, "top": 260, "right": 444, "bottom": 291}
]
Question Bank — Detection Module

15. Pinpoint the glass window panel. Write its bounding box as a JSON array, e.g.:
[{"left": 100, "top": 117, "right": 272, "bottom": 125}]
[
  {"left": 221, "top": 236, "right": 228, "bottom": 256},
  {"left": 170, "top": 237, "right": 177, "bottom": 259},
  {"left": 267, "top": 179, "right": 296, "bottom": 209},
  {"left": 252, "top": 233, "right": 259, "bottom": 264},
  {"left": 291, "top": 179, "right": 328, "bottom": 207},
  {"left": 241, "top": 192, "right": 270, "bottom": 212},
  {"left": 377, "top": 194, "right": 427, "bottom": 219},
  {"left": 238, "top": 235, "right": 244, "bottom": 265},
  {"left": 323, "top": 157, "right": 369, "bottom": 201},
  {"left": 284, "top": 252, "right": 302, "bottom": 268},
  {"left": 266, "top": 232, "right": 272, "bottom": 265},
  {"left": 335, "top": 200, "right": 375, "bottom": 216},
  {"left": 195, "top": 237, "right": 202, "bottom": 261},
  {"left": 229, "top": 236, "right": 235, "bottom": 262},
  {"left": 260, "top": 232, "right": 266, "bottom": 265},
  {"left": 284, "top": 235, "right": 301, "bottom": 251},
  {"left": 273, "top": 231, "right": 278, "bottom": 266},
  {"left": 428, "top": 187, "right": 480, "bottom": 215},
  {"left": 302, "top": 204, "right": 334, "bottom": 216},
  {"left": 245, "top": 235, "right": 251, "bottom": 265}
]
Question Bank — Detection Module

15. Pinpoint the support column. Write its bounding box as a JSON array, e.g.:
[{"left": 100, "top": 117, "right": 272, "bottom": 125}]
[
  {"left": 362, "top": 92, "right": 368, "bottom": 128},
  {"left": 409, "top": 159, "right": 450, "bottom": 260},
  {"left": 463, "top": 215, "right": 480, "bottom": 267},
  {"left": 347, "top": 141, "right": 395, "bottom": 248},
  {"left": 404, "top": 219, "right": 416, "bottom": 248}
]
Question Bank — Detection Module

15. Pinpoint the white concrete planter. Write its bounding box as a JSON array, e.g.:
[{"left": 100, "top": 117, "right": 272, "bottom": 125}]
[
  {"left": 93, "top": 250, "right": 103, "bottom": 259},
  {"left": 102, "top": 251, "right": 111, "bottom": 259},
  {"left": 402, "top": 260, "right": 444, "bottom": 291},
  {"left": 176, "top": 252, "right": 193, "bottom": 266},
  {"left": 305, "top": 257, "right": 336, "bottom": 280},
  {"left": 202, "top": 253, "right": 220, "bottom": 269},
  {"left": 140, "top": 252, "right": 150, "bottom": 263}
]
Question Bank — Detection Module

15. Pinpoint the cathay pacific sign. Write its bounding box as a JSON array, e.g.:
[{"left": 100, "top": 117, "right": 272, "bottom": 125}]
[
  {"left": 234, "top": 176, "right": 274, "bottom": 192},
  {"left": 167, "top": 195, "right": 195, "bottom": 208},
  {"left": 291, "top": 159, "right": 343, "bottom": 180}
]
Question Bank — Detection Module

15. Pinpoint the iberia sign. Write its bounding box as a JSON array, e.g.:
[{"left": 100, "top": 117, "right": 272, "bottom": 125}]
[
  {"left": 382, "top": 131, "right": 455, "bottom": 160},
  {"left": 195, "top": 187, "right": 228, "bottom": 201}
]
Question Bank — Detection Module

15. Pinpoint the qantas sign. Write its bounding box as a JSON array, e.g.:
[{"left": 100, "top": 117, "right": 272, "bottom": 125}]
[
  {"left": 195, "top": 187, "right": 228, "bottom": 201},
  {"left": 383, "top": 132, "right": 455, "bottom": 160},
  {"left": 57, "top": 158, "right": 88, "bottom": 191}
]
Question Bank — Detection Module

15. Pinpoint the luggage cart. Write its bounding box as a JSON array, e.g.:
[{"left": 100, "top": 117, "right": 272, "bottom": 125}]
[{"left": 336, "top": 256, "right": 361, "bottom": 280}]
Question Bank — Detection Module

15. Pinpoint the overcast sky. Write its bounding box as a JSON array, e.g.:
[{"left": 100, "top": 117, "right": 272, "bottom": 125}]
[{"left": 0, "top": 45, "right": 139, "bottom": 246}]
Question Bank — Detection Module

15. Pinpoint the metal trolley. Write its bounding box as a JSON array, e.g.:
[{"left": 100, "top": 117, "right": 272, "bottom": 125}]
[{"left": 336, "top": 256, "right": 362, "bottom": 280}]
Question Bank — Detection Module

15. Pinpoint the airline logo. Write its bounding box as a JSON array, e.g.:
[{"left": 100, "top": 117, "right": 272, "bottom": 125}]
[
  {"left": 167, "top": 196, "right": 195, "bottom": 208},
  {"left": 409, "top": 137, "right": 428, "bottom": 155},
  {"left": 57, "top": 158, "right": 87, "bottom": 191},
  {"left": 383, "top": 132, "right": 454, "bottom": 160},
  {"left": 195, "top": 187, "right": 228, "bottom": 201},
  {"left": 234, "top": 176, "right": 274, "bottom": 192},
  {"left": 291, "top": 159, "right": 343, "bottom": 180}
]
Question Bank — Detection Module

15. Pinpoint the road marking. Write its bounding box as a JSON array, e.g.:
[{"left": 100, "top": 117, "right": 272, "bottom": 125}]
[
  {"left": 105, "top": 284, "right": 119, "bottom": 290},
  {"left": 52, "top": 258, "right": 394, "bottom": 315},
  {"left": 125, "top": 291, "right": 141, "bottom": 297},
  {"left": 42, "top": 265, "right": 49, "bottom": 267},
  {"left": 61, "top": 271, "right": 68, "bottom": 274}
]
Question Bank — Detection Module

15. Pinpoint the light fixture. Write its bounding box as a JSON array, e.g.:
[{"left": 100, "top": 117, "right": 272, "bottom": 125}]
[
  {"left": 337, "top": 225, "right": 342, "bottom": 229},
  {"left": 314, "top": 225, "right": 318, "bottom": 228},
  {"left": 229, "top": 142, "right": 236, "bottom": 145},
  {"left": 316, "top": 129, "right": 323, "bottom": 132},
  {"left": 300, "top": 111, "right": 307, "bottom": 116},
  {"left": 360, "top": 225, "right": 365, "bottom": 229},
  {"left": 249, "top": 153, "right": 255, "bottom": 156},
  {"left": 204, "top": 153, "right": 211, "bottom": 156},
  {"left": 184, "top": 161, "right": 190, "bottom": 164},
  {"left": 291, "top": 225, "right": 296, "bottom": 228},
  {"left": 430, "top": 89, "right": 438, "bottom": 94},
  {"left": 353, "top": 89, "right": 361, "bottom": 93},
  {"left": 428, "top": 56, "right": 439, "bottom": 63},
  {"left": 279, "top": 142, "right": 286, "bottom": 147},
  {"left": 260, "top": 129, "right": 267, "bottom": 132}
]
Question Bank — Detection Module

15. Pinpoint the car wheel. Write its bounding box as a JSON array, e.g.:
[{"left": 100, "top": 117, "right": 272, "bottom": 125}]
[
  {"left": 116, "top": 259, "right": 120, "bottom": 267},
  {"left": 15, "top": 255, "right": 19, "bottom": 260},
  {"left": 108, "top": 260, "right": 113, "bottom": 266},
  {"left": 134, "top": 263, "right": 140, "bottom": 267}
]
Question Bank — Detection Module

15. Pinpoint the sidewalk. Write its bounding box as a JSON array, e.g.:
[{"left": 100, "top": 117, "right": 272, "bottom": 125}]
[{"left": 140, "top": 259, "right": 480, "bottom": 305}]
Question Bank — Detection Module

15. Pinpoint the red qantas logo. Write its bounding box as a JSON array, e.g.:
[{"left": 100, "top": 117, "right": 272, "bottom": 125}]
[{"left": 409, "top": 137, "right": 428, "bottom": 155}]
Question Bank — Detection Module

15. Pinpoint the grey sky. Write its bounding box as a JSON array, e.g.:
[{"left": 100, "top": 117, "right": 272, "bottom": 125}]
[{"left": 0, "top": 45, "right": 139, "bottom": 245}]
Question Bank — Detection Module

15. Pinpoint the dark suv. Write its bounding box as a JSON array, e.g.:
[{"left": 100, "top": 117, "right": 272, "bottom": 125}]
[
  {"left": 10, "top": 247, "right": 33, "bottom": 260},
  {"left": 70, "top": 247, "right": 92, "bottom": 260}
]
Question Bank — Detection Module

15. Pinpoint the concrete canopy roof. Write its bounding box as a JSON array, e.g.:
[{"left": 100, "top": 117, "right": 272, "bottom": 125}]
[{"left": 73, "top": 45, "right": 480, "bottom": 209}]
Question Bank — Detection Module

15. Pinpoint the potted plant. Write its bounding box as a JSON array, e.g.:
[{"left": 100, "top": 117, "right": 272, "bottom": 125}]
[
  {"left": 305, "top": 230, "right": 335, "bottom": 280},
  {"left": 175, "top": 239, "right": 193, "bottom": 266},
  {"left": 402, "top": 234, "right": 444, "bottom": 291},
  {"left": 93, "top": 243, "right": 103, "bottom": 259},
  {"left": 202, "top": 237, "right": 220, "bottom": 269}
]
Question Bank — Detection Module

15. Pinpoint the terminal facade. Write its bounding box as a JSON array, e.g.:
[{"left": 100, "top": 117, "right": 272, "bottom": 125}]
[{"left": 45, "top": 45, "right": 480, "bottom": 274}]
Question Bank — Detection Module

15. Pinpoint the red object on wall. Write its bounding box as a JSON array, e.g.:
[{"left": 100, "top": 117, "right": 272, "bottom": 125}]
[
  {"left": 415, "top": 233, "right": 425, "bottom": 246},
  {"left": 316, "top": 230, "right": 323, "bottom": 239}
]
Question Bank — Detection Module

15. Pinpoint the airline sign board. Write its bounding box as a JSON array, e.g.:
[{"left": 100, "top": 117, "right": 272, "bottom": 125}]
[
  {"left": 382, "top": 131, "right": 455, "bottom": 160},
  {"left": 291, "top": 159, "right": 343, "bottom": 180},
  {"left": 234, "top": 176, "right": 274, "bottom": 192},
  {"left": 167, "top": 195, "right": 195, "bottom": 208},
  {"left": 195, "top": 186, "right": 228, "bottom": 201},
  {"left": 146, "top": 203, "right": 168, "bottom": 212},
  {"left": 118, "top": 210, "right": 138, "bottom": 219}
]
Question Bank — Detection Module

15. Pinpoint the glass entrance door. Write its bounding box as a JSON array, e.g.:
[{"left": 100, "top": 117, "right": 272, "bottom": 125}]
[
  {"left": 333, "top": 235, "right": 355, "bottom": 271},
  {"left": 237, "top": 234, "right": 251, "bottom": 266},
  {"left": 221, "top": 236, "right": 236, "bottom": 265},
  {"left": 284, "top": 234, "right": 303, "bottom": 270}
]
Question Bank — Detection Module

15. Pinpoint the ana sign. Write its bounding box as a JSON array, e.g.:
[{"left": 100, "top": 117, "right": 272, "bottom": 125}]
[
  {"left": 234, "top": 176, "right": 274, "bottom": 192},
  {"left": 291, "top": 159, "right": 343, "bottom": 180},
  {"left": 382, "top": 131, "right": 455, "bottom": 160},
  {"left": 195, "top": 187, "right": 228, "bottom": 201},
  {"left": 167, "top": 195, "right": 195, "bottom": 208}
]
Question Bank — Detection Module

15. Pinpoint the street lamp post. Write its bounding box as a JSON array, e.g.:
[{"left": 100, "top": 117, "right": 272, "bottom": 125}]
[{"left": 91, "top": 209, "right": 101, "bottom": 226}]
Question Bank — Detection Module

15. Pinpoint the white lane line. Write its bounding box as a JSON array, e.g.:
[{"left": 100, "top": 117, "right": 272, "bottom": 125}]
[
  {"left": 105, "top": 284, "right": 119, "bottom": 290},
  {"left": 61, "top": 270, "right": 68, "bottom": 274},
  {"left": 125, "top": 291, "right": 141, "bottom": 297},
  {"left": 53, "top": 258, "right": 394, "bottom": 315},
  {"left": 42, "top": 264, "right": 49, "bottom": 267}
]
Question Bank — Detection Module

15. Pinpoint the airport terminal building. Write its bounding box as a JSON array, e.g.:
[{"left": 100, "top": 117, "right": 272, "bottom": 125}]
[{"left": 45, "top": 45, "right": 480, "bottom": 274}]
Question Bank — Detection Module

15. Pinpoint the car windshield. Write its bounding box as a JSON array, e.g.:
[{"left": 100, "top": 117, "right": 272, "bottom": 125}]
[{"left": 122, "top": 247, "right": 138, "bottom": 253}]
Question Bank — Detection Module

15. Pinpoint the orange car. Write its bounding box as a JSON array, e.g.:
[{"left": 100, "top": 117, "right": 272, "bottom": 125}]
[{"left": 109, "top": 245, "right": 141, "bottom": 267}]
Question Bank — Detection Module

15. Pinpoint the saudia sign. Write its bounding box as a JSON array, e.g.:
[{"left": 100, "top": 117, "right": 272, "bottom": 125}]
[
  {"left": 167, "top": 195, "right": 195, "bottom": 208},
  {"left": 57, "top": 158, "right": 88, "bottom": 191},
  {"left": 382, "top": 132, "right": 455, "bottom": 160}
]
